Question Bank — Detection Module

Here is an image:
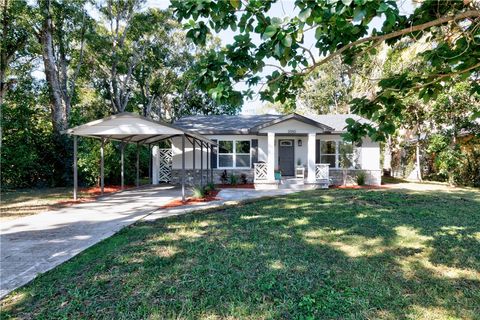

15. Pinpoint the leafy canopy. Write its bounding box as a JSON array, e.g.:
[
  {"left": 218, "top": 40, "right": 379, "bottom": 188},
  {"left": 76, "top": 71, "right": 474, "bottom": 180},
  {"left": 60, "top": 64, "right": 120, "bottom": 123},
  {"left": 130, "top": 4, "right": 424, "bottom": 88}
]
[{"left": 171, "top": 0, "right": 480, "bottom": 141}]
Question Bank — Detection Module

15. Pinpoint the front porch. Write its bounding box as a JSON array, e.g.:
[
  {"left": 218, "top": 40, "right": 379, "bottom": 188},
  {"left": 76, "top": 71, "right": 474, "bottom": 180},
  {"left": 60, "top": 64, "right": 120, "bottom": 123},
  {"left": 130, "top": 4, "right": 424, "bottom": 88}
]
[{"left": 253, "top": 162, "right": 330, "bottom": 190}]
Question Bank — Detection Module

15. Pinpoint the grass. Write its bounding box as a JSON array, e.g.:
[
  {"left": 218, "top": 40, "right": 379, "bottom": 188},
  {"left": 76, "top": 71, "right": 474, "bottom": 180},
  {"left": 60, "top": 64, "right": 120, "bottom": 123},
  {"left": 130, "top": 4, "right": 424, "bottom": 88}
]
[{"left": 1, "top": 187, "right": 480, "bottom": 319}]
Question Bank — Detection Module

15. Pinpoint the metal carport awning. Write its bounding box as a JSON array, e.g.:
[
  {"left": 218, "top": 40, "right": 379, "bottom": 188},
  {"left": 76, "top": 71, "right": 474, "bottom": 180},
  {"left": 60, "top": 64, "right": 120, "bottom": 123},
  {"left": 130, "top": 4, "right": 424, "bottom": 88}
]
[{"left": 63, "top": 112, "right": 216, "bottom": 202}]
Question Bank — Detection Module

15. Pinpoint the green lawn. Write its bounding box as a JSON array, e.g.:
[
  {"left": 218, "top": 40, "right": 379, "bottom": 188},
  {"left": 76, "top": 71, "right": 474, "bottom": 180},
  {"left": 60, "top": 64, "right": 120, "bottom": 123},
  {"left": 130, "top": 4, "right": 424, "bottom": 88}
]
[{"left": 2, "top": 188, "right": 480, "bottom": 319}]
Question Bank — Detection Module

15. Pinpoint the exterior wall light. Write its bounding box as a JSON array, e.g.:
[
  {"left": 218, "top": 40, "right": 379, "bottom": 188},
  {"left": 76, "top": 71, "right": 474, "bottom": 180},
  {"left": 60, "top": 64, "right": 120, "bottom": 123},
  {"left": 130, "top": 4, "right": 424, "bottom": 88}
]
[{"left": 298, "top": 139, "right": 302, "bottom": 147}]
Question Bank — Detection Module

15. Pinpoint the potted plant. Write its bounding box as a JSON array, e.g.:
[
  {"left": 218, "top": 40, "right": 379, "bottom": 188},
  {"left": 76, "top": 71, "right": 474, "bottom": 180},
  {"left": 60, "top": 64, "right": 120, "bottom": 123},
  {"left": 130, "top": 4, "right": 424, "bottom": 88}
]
[{"left": 274, "top": 167, "right": 282, "bottom": 180}]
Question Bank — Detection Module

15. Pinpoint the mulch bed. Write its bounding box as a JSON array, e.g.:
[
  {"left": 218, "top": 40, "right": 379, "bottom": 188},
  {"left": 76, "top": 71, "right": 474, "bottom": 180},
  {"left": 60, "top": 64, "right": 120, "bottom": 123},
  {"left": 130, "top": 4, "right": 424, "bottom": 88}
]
[
  {"left": 217, "top": 183, "right": 255, "bottom": 189},
  {"left": 159, "top": 190, "right": 220, "bottom": 209},
  {"left": 56, "top": 185, "right": 133, "bottom": 206}
]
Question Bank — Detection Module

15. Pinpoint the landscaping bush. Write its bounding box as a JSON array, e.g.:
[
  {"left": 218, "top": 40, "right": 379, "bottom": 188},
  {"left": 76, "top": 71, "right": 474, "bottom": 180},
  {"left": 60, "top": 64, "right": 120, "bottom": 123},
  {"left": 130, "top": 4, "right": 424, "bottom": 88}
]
[
  {"left": 356, "top": 172, "right": 366, "bottom": 186},
  {"left": 191, "top": 185, "right": 206, "bottom": 198},
  {"left": 240, "top": 173, "right": 248, "bottom": 184},
  {"left": 220, "top": 170, "right": 228, "bottom": 184},
  {"left": 229, "top": 174, "right": 238, "bottom": 185},
  {"left": 204, "top": 182, "right": 216, "bottom": 194}
]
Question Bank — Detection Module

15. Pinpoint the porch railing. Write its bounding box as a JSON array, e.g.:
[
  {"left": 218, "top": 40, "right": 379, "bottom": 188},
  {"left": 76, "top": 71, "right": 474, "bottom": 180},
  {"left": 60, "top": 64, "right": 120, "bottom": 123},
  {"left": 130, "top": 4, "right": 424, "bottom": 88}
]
[
  {"left": 315, "top": 164, "right": 329, "bottom": 180},
  {"left": 254, "top": 163, "right": 268, "bottom": 181}
]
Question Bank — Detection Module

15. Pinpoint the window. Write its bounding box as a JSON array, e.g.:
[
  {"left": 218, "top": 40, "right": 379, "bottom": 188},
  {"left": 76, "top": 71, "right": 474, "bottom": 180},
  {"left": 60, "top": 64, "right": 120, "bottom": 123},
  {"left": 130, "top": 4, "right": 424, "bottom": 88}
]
[
  {"left": 320, "top": 141, "right": 336, "bottom": 168},
  {"left": 218, "top": 140, "right": 251, "bottom": 168},
  {"left": 339, "top": 142, "right": 355, "bottom": 168},
  {"left": 318, "top": 140, "right": 357, "bottom": 168}
]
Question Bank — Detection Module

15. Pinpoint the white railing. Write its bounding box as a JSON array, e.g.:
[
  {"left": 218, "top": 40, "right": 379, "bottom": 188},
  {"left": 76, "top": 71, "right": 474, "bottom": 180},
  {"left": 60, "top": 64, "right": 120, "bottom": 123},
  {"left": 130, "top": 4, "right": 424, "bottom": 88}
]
[
  {"left": 254, "top": 163, "right": 268, "bottom": 181},
  {"left": 315, "top": 164, "right": 329, "bottom": 180}
]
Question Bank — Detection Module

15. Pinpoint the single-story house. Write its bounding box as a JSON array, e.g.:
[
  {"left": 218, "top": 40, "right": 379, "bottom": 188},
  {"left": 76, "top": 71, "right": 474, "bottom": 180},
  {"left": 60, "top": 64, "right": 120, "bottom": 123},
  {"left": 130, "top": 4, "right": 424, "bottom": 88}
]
[{"left": 151, "top": 113, "right": 381, "bottom": 188}]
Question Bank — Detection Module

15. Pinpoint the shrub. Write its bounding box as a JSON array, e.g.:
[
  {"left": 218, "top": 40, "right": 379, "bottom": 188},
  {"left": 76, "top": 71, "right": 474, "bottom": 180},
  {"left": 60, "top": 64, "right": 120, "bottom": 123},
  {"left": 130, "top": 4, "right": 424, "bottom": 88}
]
[
  {"left": 229, "top": 174, "right": 238, "bottom": 185},
  {"left": 204, "top": 182, "right": 216, "bottom": 193},
  {"left": 220, "top": 170, "right": 228, "bottom": 184},
  {"left": 356, "top": 172, "right": 366, "bottom": 186},
  {"left": 191, "top": 185, "right": 206, "bottom": 198},
  {"left": 240, "top": 173, "right": 248, "bottom": 184}
]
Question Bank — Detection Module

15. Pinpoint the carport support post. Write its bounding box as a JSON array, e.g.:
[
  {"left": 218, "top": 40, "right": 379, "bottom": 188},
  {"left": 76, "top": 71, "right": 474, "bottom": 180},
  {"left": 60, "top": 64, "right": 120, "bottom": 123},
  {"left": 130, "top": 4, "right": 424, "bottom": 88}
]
[
  {"left": 181, "top": 135, "right": 186, "bottom": 202},
  {"left": 207, "top": 143, "right": 210, "bottom": 183},
  {"left": 136, "top": 143, "right": 140, "bottom": 187},
  {"left": 120, "top": 142, "right": 125, "bottom": 190},
  {"left": 73, "top": 135, "right": 78, "bottom": 200},
  {"left": 192, "top": 138, "right": 196, "bottom": 185},
  {"left": 200, "top": 142, "right": 204, "bottom": 187},
  {"left": 100, "top": 138, "right": 105, "bottom": 195}
]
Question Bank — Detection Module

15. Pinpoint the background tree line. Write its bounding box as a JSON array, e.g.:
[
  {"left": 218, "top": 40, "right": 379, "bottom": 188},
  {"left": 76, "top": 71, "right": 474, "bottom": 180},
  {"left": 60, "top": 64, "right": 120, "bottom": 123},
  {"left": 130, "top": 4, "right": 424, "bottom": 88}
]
[{"left": 1, "top": 0, "right": 238, "bottom": 189}]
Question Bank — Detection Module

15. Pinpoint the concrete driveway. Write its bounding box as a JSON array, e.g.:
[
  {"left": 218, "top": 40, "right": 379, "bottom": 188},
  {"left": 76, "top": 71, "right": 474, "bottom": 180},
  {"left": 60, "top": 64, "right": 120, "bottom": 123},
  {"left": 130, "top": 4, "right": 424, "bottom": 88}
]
[{"left": 0, "top": 185, "right": 183, "bottom": 298}]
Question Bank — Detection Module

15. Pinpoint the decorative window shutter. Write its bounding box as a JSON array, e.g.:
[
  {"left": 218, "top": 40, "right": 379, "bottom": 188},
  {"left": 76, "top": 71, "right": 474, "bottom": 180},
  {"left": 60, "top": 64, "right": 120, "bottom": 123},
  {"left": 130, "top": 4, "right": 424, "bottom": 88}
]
[
  {"left": 315, "top": 139, "right": 320, "bottom": 163},
  {"left": 211, "top": 139, "right": 217, "bottom": 168},
  {"left": 251, "top": 139, "right": 258, "bottom": 168}
]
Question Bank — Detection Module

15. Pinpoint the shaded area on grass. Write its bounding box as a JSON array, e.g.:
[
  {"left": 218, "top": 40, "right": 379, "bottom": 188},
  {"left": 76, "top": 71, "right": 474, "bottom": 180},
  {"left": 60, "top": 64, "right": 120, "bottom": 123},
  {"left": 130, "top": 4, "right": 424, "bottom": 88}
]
[
  {"left": 0, "top": 186, "right": 133, "bottom": 220},
  {"left": 1, "top": 187, "right": 479, "bottom": 319}
]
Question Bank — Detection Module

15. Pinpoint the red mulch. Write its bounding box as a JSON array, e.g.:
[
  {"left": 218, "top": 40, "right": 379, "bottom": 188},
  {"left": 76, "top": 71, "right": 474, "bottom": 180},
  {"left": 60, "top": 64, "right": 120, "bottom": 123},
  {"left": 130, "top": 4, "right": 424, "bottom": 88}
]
[
  {"left": 160, "top": 190, "right": 220, "bottom": 209},
  {"left": 330, "top": 185, "right": 387, "bottom": 189},
  {"left": 217, "top": 183, "right": 255, "bottom": 189},
  {"left": 56, "top": 185, "right": 133, "bottom": 206}
]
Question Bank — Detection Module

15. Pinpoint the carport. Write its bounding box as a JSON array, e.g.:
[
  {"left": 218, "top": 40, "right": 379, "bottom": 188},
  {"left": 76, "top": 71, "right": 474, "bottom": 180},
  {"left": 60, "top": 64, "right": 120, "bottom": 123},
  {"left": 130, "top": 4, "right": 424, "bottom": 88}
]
[{"left": 64, "top": 112, "right": 216, "bottom": 202}]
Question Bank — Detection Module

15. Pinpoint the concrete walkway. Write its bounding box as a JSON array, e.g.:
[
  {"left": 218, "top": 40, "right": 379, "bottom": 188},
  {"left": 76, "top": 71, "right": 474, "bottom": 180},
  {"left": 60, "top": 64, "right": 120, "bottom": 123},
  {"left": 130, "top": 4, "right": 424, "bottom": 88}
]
[
  {"left": 0, "top": 185, "right": 184, "bottom": 298},
  {"left": 0, "top": 185, "right": 298, "bottom": 298}
]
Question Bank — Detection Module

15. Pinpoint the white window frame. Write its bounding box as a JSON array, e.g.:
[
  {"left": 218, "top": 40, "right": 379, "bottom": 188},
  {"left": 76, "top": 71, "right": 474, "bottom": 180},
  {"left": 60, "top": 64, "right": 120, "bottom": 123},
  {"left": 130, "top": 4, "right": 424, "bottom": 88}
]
[
  {"left": 318, "top": 140, "right": 356, "bottom": 169},
  {"left": 217, "top": 139, "right": 251, "bottom": 169}
]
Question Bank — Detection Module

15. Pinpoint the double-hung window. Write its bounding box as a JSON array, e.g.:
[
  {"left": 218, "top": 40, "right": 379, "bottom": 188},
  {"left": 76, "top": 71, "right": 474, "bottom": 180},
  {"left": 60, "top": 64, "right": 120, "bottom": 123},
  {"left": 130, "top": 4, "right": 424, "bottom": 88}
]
[
  {"left": 218, "top": 140, "right": 251, "bottom": 168},
  {"left": 320, "top": 141, "right": 337, "bottom": 168},
  {"left": 319, "top": 140, "right": 356, "bottom": 168}
]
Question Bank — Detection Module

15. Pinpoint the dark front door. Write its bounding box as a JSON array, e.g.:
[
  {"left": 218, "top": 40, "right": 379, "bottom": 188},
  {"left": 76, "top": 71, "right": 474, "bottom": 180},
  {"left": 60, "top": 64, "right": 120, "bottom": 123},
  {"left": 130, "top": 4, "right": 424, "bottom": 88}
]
[{"left": 278, "top": 139, "right": 295, "bottom": 176}]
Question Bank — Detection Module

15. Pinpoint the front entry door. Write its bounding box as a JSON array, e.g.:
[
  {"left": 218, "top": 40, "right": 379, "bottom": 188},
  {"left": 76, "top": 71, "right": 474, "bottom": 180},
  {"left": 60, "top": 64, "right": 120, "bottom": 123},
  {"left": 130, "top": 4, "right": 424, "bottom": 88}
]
[{"left": 278, "top": 139, "right": 295, "bottom": 176}]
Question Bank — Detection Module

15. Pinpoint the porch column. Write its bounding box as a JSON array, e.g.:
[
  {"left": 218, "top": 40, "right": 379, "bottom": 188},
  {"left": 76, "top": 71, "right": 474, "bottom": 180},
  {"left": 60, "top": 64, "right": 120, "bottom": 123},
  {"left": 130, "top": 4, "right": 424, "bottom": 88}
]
[
  {"left": 100, "top": 138, "right": 105, "bottom": 194},
  {"left": 73, "top": 135, "right": 78, "bottom": 200},
  {"left": 267, "top": 132, "right": 275, "bottom": 181},
  {"left": 181, "top": 135, "right": 186, "bottom": 202},
  {"left": 307, "top": 133, "right": 316, "bottom": 183},
  {"left": 120, "top": 142, "right": 125, "bottom": 190},
  {"left": 152, "top": 145, "right": 160, "bottom": 185}
]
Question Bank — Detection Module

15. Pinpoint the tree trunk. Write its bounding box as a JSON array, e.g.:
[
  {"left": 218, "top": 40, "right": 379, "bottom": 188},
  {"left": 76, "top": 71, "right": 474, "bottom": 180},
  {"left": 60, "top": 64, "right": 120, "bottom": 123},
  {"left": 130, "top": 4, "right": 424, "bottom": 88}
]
[
  {"left": 40, "top": 0, "right": 68, "bottom": 134},
  {"left": 416, "top": 139, "right": 422, "bottom": 182},
  {"left": 383, "top": 137, "right": 393, "bottom": 176}
]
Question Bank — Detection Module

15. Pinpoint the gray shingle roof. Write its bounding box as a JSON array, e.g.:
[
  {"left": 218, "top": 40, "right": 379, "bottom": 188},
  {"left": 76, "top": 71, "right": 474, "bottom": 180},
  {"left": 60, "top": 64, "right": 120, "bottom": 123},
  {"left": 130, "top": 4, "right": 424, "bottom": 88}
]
[{"left": 174, "top": 113, "right": 373, "bottom": 134}]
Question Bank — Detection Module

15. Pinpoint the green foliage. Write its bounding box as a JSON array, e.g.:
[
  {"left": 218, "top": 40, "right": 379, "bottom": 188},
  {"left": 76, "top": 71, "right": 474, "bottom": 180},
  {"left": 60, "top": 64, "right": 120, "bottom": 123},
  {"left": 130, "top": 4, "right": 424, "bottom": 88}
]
[
  {"left": 191, "top": 185, "right": 206, "bottom": 198},
  {"left": 229, "top": 174, "right": 238, "bottom": 185},
  {"left": 172, "top": 0, "right": 480, "bottom": 142},
  {"left": 427, "top": 134, "right": 480, "bottom": 186},
  {"left": 356, "top": 172, "right": 366, "bottom": 186},
  {"left": 204, "top": 182, "right": 216, "bottom": 193}
]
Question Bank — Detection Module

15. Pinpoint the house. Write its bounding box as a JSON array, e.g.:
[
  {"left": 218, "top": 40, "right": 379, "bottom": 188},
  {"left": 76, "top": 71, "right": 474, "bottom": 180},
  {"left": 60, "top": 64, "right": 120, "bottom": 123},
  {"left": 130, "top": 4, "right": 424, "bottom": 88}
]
[{"left": 151, "top": 113, "right": 381, "bottom": 188}]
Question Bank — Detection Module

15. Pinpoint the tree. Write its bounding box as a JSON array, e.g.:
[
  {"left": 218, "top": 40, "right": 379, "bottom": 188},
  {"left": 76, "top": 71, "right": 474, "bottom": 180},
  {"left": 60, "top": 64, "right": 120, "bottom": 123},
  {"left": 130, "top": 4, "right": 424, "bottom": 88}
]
[
  {"left": 36, "top": 0, "right": 90, "bottom": 134},
  {"left": 172, "top": 0, "right": 480, "bottom": 141},
  {"left": 299, "top": 57, "right": 351, "bottom": 114}
]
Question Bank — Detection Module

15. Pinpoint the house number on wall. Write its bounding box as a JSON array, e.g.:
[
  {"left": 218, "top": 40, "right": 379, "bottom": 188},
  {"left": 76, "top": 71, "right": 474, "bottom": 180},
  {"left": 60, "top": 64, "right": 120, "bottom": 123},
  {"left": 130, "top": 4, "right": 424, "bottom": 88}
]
[{"left": 288, "top": 129, "right": 296, "bottom": 133}]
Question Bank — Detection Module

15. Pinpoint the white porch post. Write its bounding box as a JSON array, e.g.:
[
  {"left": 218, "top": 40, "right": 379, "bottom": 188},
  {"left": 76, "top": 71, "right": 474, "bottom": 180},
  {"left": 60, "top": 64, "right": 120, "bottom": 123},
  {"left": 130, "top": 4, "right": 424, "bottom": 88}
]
[
  {"left": 152, "top": 145, "right": 160, "bottom": 185},
  {"left": 307, "top": 133, "right": 316, "bottom": 183},
  {"left": 100, "top": 138, "right": 105, "bottom": 195},
  {"left": 267, "top": 132, "right": 275, "bottom": 181}
]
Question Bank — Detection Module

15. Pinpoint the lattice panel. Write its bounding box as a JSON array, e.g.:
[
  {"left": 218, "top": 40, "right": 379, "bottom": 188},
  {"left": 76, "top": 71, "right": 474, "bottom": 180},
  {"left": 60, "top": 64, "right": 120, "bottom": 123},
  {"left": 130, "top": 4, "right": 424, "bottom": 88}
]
[
  {"left": 159, "top": 148, "right": 172, "bottom": 183},
  {"left": 254, "top": 163, "right": 268, "bottom": 181},
  {"left": 315, "top": 164, "right": 329, "bottom": 180}
]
